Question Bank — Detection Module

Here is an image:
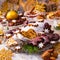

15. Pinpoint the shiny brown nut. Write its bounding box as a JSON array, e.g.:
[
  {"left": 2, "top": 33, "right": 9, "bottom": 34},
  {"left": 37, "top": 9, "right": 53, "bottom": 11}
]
[
  {"left": 41, "top": 51, "right": 50, "bottom": 59},
  {"left": 51, "top": 51, "right": 58, "bottom": 58},
  {"left": 50, "top": 57, "right": 56, "bottom": 60},
  {"left": 43, "top": 56, "right": 50, "bottom": 60},
  {"left": 41, "top": 49, "right": 54, "bottom": 59}
]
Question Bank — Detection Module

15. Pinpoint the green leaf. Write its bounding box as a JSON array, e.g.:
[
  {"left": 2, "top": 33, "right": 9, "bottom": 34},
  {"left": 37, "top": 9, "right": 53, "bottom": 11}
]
[{"left": 22, "top": 44, "right": 39, "bottom": 54}]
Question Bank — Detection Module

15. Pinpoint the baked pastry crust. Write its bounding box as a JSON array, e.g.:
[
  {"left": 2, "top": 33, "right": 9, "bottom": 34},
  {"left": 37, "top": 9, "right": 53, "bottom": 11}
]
[{"left": 6, "top": 38, "right": 18, "bottom": 47}]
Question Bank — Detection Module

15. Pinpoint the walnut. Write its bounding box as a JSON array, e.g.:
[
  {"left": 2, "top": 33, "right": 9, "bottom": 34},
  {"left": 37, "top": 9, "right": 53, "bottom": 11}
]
[
  {"left": 0, "top": 48, "right": 13, "bottom": 60},
  {"left": 21, "top": 29, "right": 37, "bottom": 39}
]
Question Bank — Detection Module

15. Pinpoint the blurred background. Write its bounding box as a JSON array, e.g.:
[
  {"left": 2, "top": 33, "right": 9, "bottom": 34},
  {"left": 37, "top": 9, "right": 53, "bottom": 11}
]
[{"left": 0, "top": 0, "right": 60, "bottom": 14}]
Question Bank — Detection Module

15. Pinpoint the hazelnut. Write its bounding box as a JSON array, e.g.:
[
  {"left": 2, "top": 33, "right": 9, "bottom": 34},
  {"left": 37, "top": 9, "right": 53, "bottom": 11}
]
[
  {"left": 51, "top": 51, "right": 58, "bottom": 58},
  {"left": 50, "top": 57, "right": 56, "bottom": 60},
  {"left": 42, "top": 51, "right": 50, "bottom": 59}
]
